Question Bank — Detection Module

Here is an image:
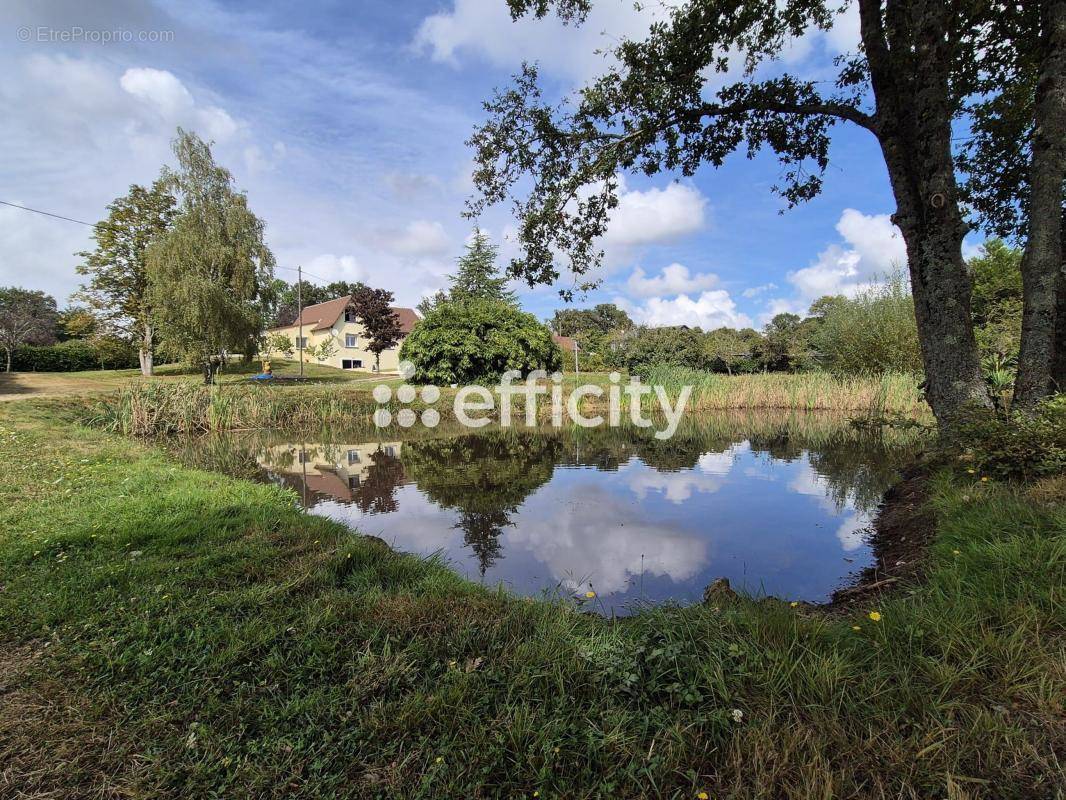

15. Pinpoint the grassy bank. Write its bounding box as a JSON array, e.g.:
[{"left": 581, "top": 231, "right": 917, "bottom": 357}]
[
  {"left": 90, "top": 369, "right": 927, "bottom": 436},
  {"left": 1, "top": 403, "right": 1062, "bottom": 798}
]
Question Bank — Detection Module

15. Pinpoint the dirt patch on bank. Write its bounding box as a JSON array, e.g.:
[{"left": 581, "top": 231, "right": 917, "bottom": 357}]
[
  {"left": 829, "top": 467, "right": 937, "bottom": 611},
  {"left": 0, "top": 642, "right": 141, "bottom": 799}
]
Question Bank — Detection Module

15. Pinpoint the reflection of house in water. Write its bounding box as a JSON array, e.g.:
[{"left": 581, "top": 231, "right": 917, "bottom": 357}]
[{"left": 257, "top": 442, "right": 405, "bottom": 510}]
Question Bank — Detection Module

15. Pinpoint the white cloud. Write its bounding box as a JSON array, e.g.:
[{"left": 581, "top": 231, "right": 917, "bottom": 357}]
[
  {"left": 120, "top": 67, "right": 240, "bottom": 142},
  {"left": 604, "top": 178, "right": 707, "bottom": 248},
  {"left": 626, "top": 263, "right": 719, "bottom": 298},
  {"left": 414, "top": 0, "right": 679, "bottom": 82},
  {"left": 742, "top": 282, "right": 777, "bottom": 299},
  {"left": 761, "top": 208, "right": 906, "bottom": 321},
  {"left": 379, "top": 220, "right": 452, "bottom": 258},
  {"left": 304, "top": 254, "right": 365, "bottom": 284},
  {"left": 617, "top": 289, "right": 753, "bottom": 330}
]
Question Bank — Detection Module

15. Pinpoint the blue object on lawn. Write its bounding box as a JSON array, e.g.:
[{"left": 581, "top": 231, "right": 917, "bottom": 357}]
[{"left": 250, "top": 373, "right": 275, "bottom": 381}]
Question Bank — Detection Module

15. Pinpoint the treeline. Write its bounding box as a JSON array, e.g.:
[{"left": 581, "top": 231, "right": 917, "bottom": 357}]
[
  {"left": 552, "top": 240, "right": 1021, "bottom": 383},
  {"left": 0, "top": 289, "right": 138, "bottom": 372}
]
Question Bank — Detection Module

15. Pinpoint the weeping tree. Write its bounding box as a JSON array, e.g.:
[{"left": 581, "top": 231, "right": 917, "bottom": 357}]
[
  {"left": 148, "top": 129, "right": 275, "bottom": 384},
  {"left": 465, "top": 0, "right": 1053, "bottom": 423},
  {"left": 76, "top": 179, "right": 176, "bottom": 376}
]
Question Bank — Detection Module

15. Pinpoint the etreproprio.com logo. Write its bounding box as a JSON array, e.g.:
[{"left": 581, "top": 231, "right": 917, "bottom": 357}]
[{"left": 373, "top": 362, "right": 692, "bottom": 440}]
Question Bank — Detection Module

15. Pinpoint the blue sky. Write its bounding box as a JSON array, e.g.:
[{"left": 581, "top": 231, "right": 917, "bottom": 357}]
[{"left": 2, "top": 0, "right": 939, "bottom": 328}]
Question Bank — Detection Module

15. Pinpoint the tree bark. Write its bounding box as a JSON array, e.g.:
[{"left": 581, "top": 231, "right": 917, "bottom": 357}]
[
  {"left": 1014, "top": 0, "right": 1066, "bottom": 408},
  {"left": 4, "top": 347, "right": 10, "bottom": 373},
  {"left": 1054, "top": 260, "right": 1066, "bottom": 390},
  {"left": 858, "top": 0, "right": 991, "bottom": 422}
]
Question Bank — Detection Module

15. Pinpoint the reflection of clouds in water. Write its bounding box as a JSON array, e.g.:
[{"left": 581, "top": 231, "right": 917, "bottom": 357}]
[
  {"left": 508, "top": 484, "right": 707, "bottom": 594},
  {"left": 624, "top": 444, "right": 742, "bottom": 503},
  {"left": 788, "top": 460, "right": 871, "bottom": 551},
  {"left": 315, "top": 485, "right": 462, "bottom": 554},
  {"left": 698, "top": 442, "right": 747, "bottom": 475},
  {"left": 834, "top": 511, "right": 870, "bottom": 552}
]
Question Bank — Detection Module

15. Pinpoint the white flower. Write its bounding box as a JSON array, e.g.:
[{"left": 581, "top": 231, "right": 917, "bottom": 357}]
[{"left": 731, "top": 708, "right": 744, "bottom": 723}]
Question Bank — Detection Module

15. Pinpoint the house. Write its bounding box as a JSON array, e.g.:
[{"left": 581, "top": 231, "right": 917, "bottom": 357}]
[
  {"left": 552, "top": 334, "right": 578, "bottom": 354},
  {"left": 263, "top": 296, "right": 420, "bottom": 372},
  {"left": 257, "top": 441, "right": 403, "bottom": 506}
]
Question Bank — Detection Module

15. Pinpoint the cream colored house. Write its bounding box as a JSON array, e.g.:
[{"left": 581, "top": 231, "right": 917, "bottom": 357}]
[
  {"left": 263, "top": 296, "right": 420, "bottom": 373},
  {"left": 257, "top": 441, "right": 404, "bottom": 503}
]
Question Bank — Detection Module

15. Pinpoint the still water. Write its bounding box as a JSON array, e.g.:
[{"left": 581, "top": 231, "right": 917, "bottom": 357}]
[{"left": 177, "top": 414, "right": 922, "bottom": 615}]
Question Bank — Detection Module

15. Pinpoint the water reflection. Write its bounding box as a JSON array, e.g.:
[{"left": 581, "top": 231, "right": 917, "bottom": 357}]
[{"left": 176, "top": 416, "right": 923, "bottom": 614}]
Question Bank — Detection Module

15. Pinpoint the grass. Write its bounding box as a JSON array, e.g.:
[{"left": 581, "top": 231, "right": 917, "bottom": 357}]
[
  {"left": 0, "top": 358, "right": 384, "bottom": 402},
  {"left": 0, "top": 402, "right": 1062, "bottom": 798},
  {"left": 638, "top": 366, "right": 927, "bottom": 415},
  {"left": 83, "top": 369, "right": 929, "bottom": 437}
]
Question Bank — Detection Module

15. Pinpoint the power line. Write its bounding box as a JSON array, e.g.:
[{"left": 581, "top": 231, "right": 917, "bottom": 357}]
[{"left": 0, "top": 198, "right": 333, "bottom": 285}]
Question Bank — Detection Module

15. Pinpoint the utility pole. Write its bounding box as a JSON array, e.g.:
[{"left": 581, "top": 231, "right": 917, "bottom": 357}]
[
  {"left": 574, "top": 338, "right": 579, "bottom": 377},
  {"left": 297, "top": 264, "right": 304, "bottom": 380}
]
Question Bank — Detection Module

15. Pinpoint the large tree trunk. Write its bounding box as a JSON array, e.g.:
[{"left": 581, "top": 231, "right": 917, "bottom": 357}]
[
  {"left": 1054, "top": 262, "right": 1066, "bottom": 390},
  {"left": 1014, "top": 0, "right": 1066, "bottom": 408},
  {"left": 139, "top": 323, "right": 154, "bottom": 377},
  {"left": 859, "top": 0, "right": 991, "bottom": 423},
  {"left": 3, "top": 347, "right": 10, "bottom": 373}
]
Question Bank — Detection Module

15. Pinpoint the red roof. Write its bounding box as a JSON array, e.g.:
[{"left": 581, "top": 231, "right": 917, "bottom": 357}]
[
  {"left": 552, "top": 334, "right": 578, "bottom": 353},
  {"left": 270, "top": 297, "right": 420, "bottom": 334}
]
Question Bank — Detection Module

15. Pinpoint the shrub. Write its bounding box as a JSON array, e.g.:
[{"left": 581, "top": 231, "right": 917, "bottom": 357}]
[
  {"left": 399, "top": 299, "right": 562, "bottom": 384},
  {"left": 12, "top": 339, "right": 138, "bottom": 371},
  {"left": 943, "top": 397, "right": 1066, "bottom": 482},
  {"left": 811, "top": 274, "right": 923, "bottom": 375}
]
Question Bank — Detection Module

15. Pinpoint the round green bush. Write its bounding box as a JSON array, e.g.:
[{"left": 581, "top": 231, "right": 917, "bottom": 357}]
[{"left": 400, "top": 299, "right": 562, "bottom": 384}]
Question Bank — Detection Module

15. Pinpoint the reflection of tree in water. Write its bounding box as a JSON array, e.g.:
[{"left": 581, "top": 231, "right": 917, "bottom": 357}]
[
  {"left": 805, "top": 431, "right": 916, "bottom": 512},
  {"left": 350, "top": 448, "right": 406, "bottom": 514},
  {"left": 402, "top": 432, "right": 561, "bottom": 575}
]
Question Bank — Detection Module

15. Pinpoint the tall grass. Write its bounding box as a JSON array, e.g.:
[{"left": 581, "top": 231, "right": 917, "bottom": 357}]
[
  {"left": 91, "top": 382, "right": 382, "bottom": 436},
  {"left": 638, "top": 366, "right": 927, "bottom": 415}
]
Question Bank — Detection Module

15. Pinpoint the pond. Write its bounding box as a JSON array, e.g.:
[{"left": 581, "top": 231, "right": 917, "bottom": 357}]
[{"left": 174, "top": 413, "right": 923, "bottom": 615}]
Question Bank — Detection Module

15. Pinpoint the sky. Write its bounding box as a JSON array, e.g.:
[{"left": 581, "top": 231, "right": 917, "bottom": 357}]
[{"left": 1, "top": 0, "right": 960, "bottom": 329}]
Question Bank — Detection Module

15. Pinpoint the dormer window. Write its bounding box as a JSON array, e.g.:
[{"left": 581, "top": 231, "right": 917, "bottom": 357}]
[{"left": 344, "top": 309, "right": 355, "bottom": 322}]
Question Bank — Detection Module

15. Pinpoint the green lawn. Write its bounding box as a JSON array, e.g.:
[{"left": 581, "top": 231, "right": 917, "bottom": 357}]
[
  {"left": 0, "top": 402, "right": 1062, "bottom": 798},
  {"left": 0, "top": 359, "right": 388, "bottom": 402}
]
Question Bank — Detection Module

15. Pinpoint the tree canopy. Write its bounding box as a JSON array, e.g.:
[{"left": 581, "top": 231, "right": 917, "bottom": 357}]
[
  {"left": 0, "top": 287, "right": 58, "bottom": 372},
  {"left": 76, "top": 179, "right": 176, "bottom": 375},
  {"left": 147, "top": 129, "right": 275, "bottom": 383},
  {"left": 449, "top": 229, "right": 517, "bottom": 304},
  {"left": 400, "top": 298, "right": 561, "bottom": 384}
]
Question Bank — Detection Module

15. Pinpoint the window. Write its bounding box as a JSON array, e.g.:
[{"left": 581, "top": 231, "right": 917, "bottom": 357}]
[
  {"left": 344, "top": 309, "right": 355, "bottom": 322},
  {"left": 298, "top": 449, "right": 310, "bottom": 464},
  {"left": 296, "top": 337, "right": 308, "bottom": 349},
  {"left": 345, "top": 333, "right": 357, "bottom": 348},
  {"left": 383, "top": 445, "right": 396, "bottom": 458},
  {"left": 347, "top": 449, "right": 360, "bottom": 465},
  {"left": 341, "top": 359, "right": 363, "bottom": 370},
  {"left": 348, "top": 475, "right": 361, "bottom": 490}
]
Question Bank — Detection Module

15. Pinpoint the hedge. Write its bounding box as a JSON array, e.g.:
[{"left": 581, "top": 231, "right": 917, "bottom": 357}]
[{"left": 10, "top": 340, "right": 139, "bottom": 372}]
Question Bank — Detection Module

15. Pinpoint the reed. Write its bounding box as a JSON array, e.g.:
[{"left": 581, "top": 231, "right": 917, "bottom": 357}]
[
  {"left": 91, "top": 382, "right": 383, "bottom": 436},
  {"left": 637, "top": 366, "right": 927, "bottom": 415}
]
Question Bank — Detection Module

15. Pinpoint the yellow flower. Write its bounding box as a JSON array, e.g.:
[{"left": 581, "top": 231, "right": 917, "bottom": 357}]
[
  {"left": 697, "top": 793, "right": 710, "bottom": 800},
  {"left": 435, "top": 756, "right": 443, "bottom": 764},
  {"left": 868, "top": 611, "right": 882, "bottom": 622},
  {"left": 952, "top": 549, "right": 961, "bottom": 555},
  {"left": 966, "top": 468, "right": 975, "bottom": 474},
  {"left": 852, "top": 625, "right": 861, "bottom": 631},
  {"left": 533, "top": 793, "right": 540, "bottom": 798},
  {"left": 980, "top": 476, "right": 990, "bottom": 482},
  {"left": 585, "top": 591, "right": 596, "bottom": 599},
  {"left": 789, "top": 601, "right": 799, "bottom": 608}
]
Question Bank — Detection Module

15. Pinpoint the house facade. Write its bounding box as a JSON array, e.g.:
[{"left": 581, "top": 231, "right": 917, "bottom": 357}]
[{"left": 263, "top": 296, "right": 420, "bottom": 372}]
